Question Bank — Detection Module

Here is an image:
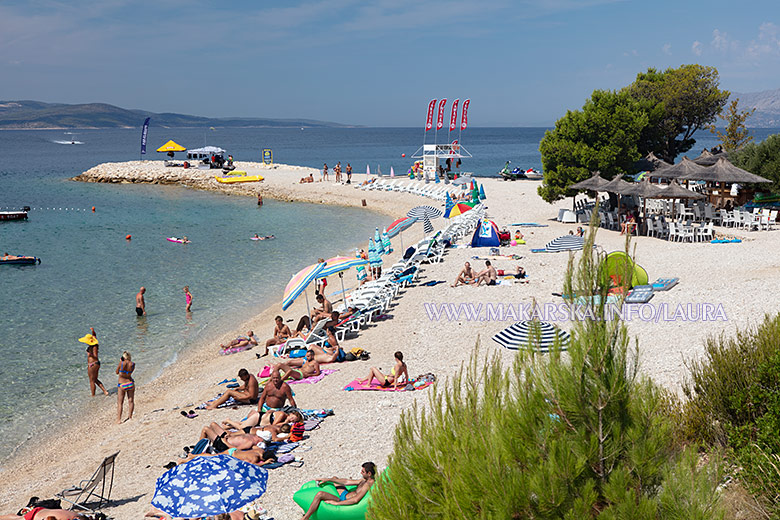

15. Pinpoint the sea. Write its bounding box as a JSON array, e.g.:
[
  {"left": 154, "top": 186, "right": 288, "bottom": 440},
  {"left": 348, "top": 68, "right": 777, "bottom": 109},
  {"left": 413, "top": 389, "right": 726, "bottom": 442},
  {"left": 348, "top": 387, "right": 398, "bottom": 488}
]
[{"left": 0, "top": 126, "right": 776, "bottom": 466}]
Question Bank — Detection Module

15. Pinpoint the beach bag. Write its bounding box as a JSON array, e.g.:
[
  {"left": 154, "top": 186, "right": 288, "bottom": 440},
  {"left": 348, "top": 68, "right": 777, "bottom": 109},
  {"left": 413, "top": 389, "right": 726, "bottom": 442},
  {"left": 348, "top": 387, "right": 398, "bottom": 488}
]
[
  {"left": 490, "top": 247, "right": 500, "bottom": 255},
  {"left": 350, "top": 347, "right": 366, "bottom": 357},
  {"left": 497, "top": 269, "right": 505, "bottom": 276}
]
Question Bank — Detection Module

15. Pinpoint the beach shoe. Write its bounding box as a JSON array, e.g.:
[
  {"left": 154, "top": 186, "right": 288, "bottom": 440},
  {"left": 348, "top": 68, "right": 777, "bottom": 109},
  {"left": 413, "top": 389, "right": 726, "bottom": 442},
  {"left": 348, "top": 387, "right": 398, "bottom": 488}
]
[
  {"left": 180, "top": 410, "right": 198, "bottom": 419},
  {"left": 163, "top": 461, "right": 177, "bottom": 469}
]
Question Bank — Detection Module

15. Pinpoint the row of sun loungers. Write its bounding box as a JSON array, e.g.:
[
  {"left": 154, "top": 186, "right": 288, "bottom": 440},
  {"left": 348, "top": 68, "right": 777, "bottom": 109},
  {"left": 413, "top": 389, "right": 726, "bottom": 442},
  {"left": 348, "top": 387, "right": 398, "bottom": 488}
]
[{"left": 357, "top": 177, "right": 473, "bottom": 202}]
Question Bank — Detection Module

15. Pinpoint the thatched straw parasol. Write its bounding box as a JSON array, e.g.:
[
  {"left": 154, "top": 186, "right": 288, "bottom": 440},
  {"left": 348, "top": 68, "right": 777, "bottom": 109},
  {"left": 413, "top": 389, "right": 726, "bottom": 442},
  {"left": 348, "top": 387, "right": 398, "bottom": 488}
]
[
  {"left": 646, "top": 157, "right": 710, "bottom": 180},
  {"left": 678, "top": 157, "right": 771, "bottom": 184}
]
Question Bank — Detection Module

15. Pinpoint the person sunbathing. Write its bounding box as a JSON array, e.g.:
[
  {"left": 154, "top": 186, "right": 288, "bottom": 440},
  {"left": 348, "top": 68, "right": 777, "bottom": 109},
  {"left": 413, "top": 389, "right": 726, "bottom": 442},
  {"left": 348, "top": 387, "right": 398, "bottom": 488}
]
[
  {"left": 474, "top": 260, "right": 497, "bottom": 286},
  {"left": 221, "top": 408, "right": 300, "bottom": 431},
  {"left": 257, "top": 369, "right": 297, "bottom": 412},
  {"left": 199, "top": 422, "right": 267, "bottom": 452},
  {"left": 180, "top": 444, "right": 277, "bottom": 466},
  {"left": 205, "top": 368, "right": 259, "bottom": 409},
  {"left": 311, "top": 294, "right": 333, "bottom": 323},
  {"left": 451, "top": 261, "right": 475, "bottom": 287},
  {"left": 300, "top": 462, "right": 377, "bottom": 520},
  {"left": 307, "top": 313, "right": 344, "bottom": 363},
  {"left": 359, "top": 351, "right": 408, "bottom": 390},
  {"left": 277, "top": 349, "right": 321, "bottom": 381},
  {"left": 263, "top": 316, "right": 291, "bottom": 356},
  {"left": 219, "top": 331, "right": 258, "bottom": 352}
]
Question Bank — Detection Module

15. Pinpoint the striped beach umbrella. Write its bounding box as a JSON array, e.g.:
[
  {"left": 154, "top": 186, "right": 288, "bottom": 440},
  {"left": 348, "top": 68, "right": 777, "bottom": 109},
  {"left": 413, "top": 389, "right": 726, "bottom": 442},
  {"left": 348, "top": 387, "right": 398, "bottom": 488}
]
[
  {"left": 492, "top": 321, "right": 571, "bottom": 352},
  {"left": 444, "top": 202, "right": 475, "bottom": 219},
  {"left": 282, "top": 261, "right": 325, "bottom": 311},
  {"left": 386, "top": 216, "right": 417, "bottom": 238},
  {"left": 408, "top": 205, "right": 442, "bottom": 235},
  {"left": 545, "top": 235, "right": 584, "bottom": 253},
  {"left": 374, "top": 228, "right": 385, "bottom": 255},
  {"left": 368, "top": 240, "right": 383, "bottom": 267},
  {"left": 381, "top": 230, "right": 392, "bottom": 253},
  {"left": 317, "top": 255, "right": 368, "bottom": 305},
  {"left": 445, "top": 192, "right": 454, "bottom": 212},
  {"left": 479, "top": 184, "right": 486, "bottom": 200}
]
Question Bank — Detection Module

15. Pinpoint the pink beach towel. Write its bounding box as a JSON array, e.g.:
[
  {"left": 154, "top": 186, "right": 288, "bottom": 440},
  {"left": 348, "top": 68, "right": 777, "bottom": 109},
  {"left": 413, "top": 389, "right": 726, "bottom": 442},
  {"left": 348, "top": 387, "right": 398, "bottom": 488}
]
[{"left": 342, "top": 378, "right": 434, "bottom": 392}]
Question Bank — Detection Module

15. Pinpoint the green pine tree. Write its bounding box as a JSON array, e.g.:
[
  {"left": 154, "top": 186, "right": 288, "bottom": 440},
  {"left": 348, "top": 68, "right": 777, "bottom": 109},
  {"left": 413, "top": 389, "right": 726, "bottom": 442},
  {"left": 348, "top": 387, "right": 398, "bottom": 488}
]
[{"left": 368, "top": 216, "right": 724, "bottom": 519}]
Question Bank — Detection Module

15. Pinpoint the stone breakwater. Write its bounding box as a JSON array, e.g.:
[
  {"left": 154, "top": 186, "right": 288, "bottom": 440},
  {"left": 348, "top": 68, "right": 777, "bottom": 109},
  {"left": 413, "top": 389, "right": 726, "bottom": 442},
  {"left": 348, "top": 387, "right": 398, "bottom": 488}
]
[
  {"left": 71, "top": 160, "right": 318, "bottom": 198},
  {"left": 72, "top": 160, "right": 421, "bottom": 217}
]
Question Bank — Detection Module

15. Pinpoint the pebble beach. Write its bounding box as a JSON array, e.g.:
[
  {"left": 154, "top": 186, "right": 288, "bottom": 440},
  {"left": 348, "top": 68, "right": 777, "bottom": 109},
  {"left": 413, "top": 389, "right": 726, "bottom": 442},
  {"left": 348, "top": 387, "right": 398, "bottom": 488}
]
[{"left": 4, "top": 160, "right": 780, "bottom": 519}]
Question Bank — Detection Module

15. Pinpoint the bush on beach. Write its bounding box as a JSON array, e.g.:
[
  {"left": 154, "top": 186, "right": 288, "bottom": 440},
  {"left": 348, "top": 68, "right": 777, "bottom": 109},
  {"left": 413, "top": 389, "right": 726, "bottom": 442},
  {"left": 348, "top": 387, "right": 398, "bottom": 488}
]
[
  {"left": 680, "top": 313, "right": 780, "bottom": 516},
  {"left": 367, "top": 224, "right": 724, "bottom": 519}
]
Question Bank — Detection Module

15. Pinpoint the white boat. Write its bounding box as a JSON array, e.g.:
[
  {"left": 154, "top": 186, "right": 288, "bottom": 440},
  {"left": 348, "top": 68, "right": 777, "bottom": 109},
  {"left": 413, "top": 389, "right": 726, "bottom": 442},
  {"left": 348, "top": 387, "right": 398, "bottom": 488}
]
[{"left": 523, "top": 168, "right": 543, "bottom": 180}]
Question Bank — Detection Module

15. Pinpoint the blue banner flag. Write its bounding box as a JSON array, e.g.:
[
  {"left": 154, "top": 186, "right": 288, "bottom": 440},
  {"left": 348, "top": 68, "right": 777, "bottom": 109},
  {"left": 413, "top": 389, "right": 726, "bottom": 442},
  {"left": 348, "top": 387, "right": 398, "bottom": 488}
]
[{"left": 140, "top": 117, "right": 150, "bottom": 155}]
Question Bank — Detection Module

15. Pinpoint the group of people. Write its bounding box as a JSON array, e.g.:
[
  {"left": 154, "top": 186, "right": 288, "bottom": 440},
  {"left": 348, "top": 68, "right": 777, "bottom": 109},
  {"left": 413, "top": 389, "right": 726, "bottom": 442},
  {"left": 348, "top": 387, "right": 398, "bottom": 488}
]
[
  {"left": 309, "top": 162, "right": 353, "bottom": 184},
  {"left": 451, "top": 260, "right": 527, "bottom": 287},
  {"left": 79, "top": 328, "right": 135, "bottom": 424}
]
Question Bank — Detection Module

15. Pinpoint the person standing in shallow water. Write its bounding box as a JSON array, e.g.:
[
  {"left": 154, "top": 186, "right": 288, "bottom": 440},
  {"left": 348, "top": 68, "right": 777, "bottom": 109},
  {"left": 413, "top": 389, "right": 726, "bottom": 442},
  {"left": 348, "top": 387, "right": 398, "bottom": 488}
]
[
  {"left": 116, "top": 351, "right": 135, "bottom": 424},
  {"left": 79, "top": 327, "right": 109, "bottom": 396},
  {"left": 135, "top": 286, "right": 146, "bottom": 316},
  {"left": 183, "top": 286, "right": 193, "bottom": 312}
]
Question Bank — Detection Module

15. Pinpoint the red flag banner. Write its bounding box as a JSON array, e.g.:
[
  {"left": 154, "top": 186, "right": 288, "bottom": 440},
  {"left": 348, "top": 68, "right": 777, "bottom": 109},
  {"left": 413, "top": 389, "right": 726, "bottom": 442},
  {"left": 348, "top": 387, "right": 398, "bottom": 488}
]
[
  {"left": 436, "top": 99, "right": 447, "bottom": 130},
  {"left": 460, "top": 99, "right": 470, "bottom": 131},
  {"left": 449, "top": 99, "right": 459, "bottom": 132},
  {"left": 425, "top": 99, "right": 436, "bottom": 131}
]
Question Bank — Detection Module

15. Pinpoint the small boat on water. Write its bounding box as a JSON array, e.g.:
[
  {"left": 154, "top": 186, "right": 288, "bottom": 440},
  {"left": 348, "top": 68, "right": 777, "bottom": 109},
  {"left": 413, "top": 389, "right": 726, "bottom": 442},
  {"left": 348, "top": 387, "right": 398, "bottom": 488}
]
[
  {"left": 0, "top": 206, "right": 30, "bottom": 221},
  {"left": 497, "top": 163, "right": 543, "bottom": 181},
  {"left": 1, "top": 255, "right": 41, "bottom": 265}
]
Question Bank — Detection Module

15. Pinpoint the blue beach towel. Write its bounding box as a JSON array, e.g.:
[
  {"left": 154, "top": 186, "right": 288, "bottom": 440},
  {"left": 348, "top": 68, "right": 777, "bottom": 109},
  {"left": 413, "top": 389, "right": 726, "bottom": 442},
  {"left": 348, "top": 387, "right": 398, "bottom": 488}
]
[
  {"left": 511, "top": 223, "right": 549, "bottom": 227},
  {"left": 651, "top": 278, "right": 679, "bottom": 291}
]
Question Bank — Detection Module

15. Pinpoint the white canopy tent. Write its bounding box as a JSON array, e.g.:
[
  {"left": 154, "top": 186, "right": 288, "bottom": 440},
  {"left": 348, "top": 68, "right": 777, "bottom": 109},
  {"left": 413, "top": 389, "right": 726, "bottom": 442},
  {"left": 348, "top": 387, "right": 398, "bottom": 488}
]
[{"left": 187, "top": 146, "right": 226, "bottom": 160}]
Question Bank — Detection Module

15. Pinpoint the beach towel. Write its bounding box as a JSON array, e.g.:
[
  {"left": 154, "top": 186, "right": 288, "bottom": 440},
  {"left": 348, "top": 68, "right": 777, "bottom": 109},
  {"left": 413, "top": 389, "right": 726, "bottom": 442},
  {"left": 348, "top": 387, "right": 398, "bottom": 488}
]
[
  {"left": 530, "top": 248, "right": 548, "bottom": 253},
  {"left": 511, "top": 223, "right": 548, "bottom": 227},
  {"left": 625, "top": 285, "right": 654, "bottom": 304},
  {"left": 650, "top": 278, "right": 679, "bottom": 291},
  {"left": 195, "top": 395, "right": 241, "bottom": 410},
  {"left": 258, "top": 366, "right": 337, "bottom": 384},
  {"left": 343, "top": 378, "right": 435, "bottom": 392},
  {"left": 421, "top": 280, "right": 446, "bottom": 286},
  {"left": 261, "top": 453, "right": 302, "bottom": 470}
]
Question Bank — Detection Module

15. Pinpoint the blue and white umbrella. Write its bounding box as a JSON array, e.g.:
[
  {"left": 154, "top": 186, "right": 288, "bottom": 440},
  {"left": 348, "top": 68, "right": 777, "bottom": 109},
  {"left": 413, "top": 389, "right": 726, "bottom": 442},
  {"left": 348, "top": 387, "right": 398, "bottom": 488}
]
[
  {"left": 152, "top": 455, "right": 268, "bottom": 518},
  {"left": 492, "top": 321, "right": 570, "bottom": 352},
  {"left": 545, "top": 235, "right": 584, "bottom": 253},
  {"left": 407, "top": 205, "right": 442, "bottom": 235},
  {"left": 374, "top": 228, "right": 386, "bottom": 255},
  {"left": 368, "top": 239, "right": 383, "bottom": 266},
  {"left": 381, "top": 230, "right": 392, "bottom": 254}
]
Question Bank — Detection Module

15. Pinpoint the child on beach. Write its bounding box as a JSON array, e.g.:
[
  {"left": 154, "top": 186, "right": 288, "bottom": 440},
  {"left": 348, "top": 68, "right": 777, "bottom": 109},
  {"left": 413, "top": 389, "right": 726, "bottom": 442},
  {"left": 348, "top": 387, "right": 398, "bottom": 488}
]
[
  {"left": 116, "top": 351, "right": 135, "bottom": 424},
  {"left": 183, "top": 286, "right": 192, "bottom": 312}
]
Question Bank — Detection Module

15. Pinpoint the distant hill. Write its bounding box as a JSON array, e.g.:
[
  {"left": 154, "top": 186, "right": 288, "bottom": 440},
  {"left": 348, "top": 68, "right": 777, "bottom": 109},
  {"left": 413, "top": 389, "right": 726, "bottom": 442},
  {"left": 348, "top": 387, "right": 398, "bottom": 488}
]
[
  {"left": 0, "top": 100, "right": 353, "bottom": 129},
  {"left": 729, "top": 88, "right": 780, "bottom": 127}
]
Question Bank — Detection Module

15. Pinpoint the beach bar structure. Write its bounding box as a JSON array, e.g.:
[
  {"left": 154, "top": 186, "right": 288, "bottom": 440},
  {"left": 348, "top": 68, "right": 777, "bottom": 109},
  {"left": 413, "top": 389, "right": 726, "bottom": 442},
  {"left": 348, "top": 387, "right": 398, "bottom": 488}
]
[{"left": 411, "top": 142, "right": 472, "bottom": 182}]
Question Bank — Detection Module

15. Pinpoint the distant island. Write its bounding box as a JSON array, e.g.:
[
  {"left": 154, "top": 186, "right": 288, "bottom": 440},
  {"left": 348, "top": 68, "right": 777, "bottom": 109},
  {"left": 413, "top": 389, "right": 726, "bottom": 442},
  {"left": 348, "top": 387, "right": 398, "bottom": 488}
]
[
  {"left": 0, "top": 100, "right": 354, "bottom": 130},
  {"left": 730, "top": 88, "right": 780, "bottom": 127}
]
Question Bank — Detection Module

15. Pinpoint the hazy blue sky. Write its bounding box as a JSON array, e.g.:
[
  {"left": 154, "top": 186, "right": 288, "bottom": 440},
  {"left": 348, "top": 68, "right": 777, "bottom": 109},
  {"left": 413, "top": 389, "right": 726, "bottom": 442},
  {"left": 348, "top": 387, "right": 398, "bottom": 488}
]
[{"left": 1, "top": 0, "right": 779, "bottom": 126}]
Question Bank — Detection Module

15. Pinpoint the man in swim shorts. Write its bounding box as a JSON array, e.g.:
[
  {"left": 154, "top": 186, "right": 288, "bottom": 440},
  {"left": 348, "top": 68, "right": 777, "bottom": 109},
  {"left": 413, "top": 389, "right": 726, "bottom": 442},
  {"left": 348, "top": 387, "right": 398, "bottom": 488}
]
[
  {"left": 135, "top": 286, "right": 146, "bottom": 316},
  {"left": 264, "top": 316, "right": 291, "bottom": 356},
  {"left": 451, "top": 261, "right": 475, "bottom": 287},
  {"left": 474, "top": 260, "right": 497, "bottom": 287},
  {"left": 205, "top": 368, "right": 259, "bottom": 409},
  {"left": 199, "top": 422, "right": 268, "bottom": 452},
  {"left": 310, "top": 294, "right": 333, "bottom": 324},
  {"left": 257, "top": 369, "right": 296, "bottom": 412},
  {"left": 277, "top": 349, "right": 321, "bottom": 381},
  {"left": 300, "top": 462, "right": 377, "bottom": 520}
]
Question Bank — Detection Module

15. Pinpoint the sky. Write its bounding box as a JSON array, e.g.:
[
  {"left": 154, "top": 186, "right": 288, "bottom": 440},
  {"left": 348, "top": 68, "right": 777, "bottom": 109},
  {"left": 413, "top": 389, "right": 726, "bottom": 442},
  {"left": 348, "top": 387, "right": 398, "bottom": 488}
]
[{"left": 1, "top": 0, "right": 779, "bottom": 126}]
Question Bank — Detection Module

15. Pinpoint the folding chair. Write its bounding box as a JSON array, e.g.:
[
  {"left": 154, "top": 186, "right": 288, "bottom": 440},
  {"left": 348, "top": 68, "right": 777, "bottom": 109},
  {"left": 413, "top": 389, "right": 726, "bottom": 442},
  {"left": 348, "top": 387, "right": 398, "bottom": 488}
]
[{"left": 57, "top": 451, "right": 120, "bottom": 511}]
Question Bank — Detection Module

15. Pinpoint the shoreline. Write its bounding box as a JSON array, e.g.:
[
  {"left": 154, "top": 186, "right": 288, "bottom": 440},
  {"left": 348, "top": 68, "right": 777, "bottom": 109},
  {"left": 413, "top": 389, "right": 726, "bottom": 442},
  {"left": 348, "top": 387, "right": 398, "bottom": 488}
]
[{"left": 5, "top": 168, "right": 780, "bottom": 518}]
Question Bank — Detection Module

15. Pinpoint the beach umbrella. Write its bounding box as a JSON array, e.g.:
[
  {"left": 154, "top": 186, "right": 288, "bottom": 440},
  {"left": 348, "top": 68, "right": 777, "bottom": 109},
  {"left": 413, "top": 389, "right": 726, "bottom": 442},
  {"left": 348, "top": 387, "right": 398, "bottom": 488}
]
[
  {"left": 317, "top": 255, "right": 368, "bottom": 306},
  {"left": 374, "top": 228, "right": 386, "bottom": 255},
  {"left": 570, "top": 171, "right": 610, "bottom": 191},
  {"left": 368, "top": 240, "right": 383, "bottom": 267},
  {"left": 678, "top": 157, "right": 771, "bottom": 184},
  {"left": 282, "top": 261, "right": 325, "bottom": 312},
  {"left": 386, "top": 216, "right": 416, "bottom": 237},
  {"left": 453, "top": 177, "right": 470, "bottom": 185},
  {"left": 445, "top": 191, "right": 454, "bottom": 210},
  {"left": 634, "top": 152, "right": 673, "bottom": 172},
  {"left": 381, "top": 230, "right": 392, "bottom": 253},
  {"left": 152, "top": 455, "right": 268, "bottom": 518},
  {"left": 408, "top": 205, "right": 443, "bottom": 236},
  {"left": 156, "top": 140, "right": 187, "bottom": 153},
  {"left": 692, "top": 149, "right": 728, "bottom": 167},
  {"left": 492, "top": 321, "right": 570, "bottom": 352},
  {"left": 390, "top": 166, "right": 395, "bottom": 177},
  {"left": 366, "top": 164, "right": 371, "bottom": 176},
  {"left": 599, "top": 176, "right": 634, "bottom": 194},
  {"left": 444, "top": 202, "right": 476, "bottom": 219},
  {"left": 646, "top": 157, "right": 710, "bottom": 180},
  {"left": 479, "top": 184, "right": 486, "bottom": 200},
  {"left": 545, "top": 235, "right": 584, "bottom": 252}
]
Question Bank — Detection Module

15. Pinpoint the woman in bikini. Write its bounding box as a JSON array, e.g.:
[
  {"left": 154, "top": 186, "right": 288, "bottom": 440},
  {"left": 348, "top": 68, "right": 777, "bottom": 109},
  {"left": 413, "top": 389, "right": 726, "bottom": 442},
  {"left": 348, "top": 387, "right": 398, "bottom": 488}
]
[
  {"left": 116, "top": 351, "right": 135, "bottom": 424},
  {"left": 359, "top": 351, "right": 408, "bottom": 390},
  {"left": 79, "top": 328, "right": 108, "bottom": 397}
]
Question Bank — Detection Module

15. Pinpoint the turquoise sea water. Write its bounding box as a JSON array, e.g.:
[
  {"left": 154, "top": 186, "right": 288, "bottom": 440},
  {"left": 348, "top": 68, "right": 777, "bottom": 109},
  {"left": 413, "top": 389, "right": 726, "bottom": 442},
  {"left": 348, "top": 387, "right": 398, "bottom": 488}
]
[{"left": 0, "top": 126, "right": 775, "bottom": 465}]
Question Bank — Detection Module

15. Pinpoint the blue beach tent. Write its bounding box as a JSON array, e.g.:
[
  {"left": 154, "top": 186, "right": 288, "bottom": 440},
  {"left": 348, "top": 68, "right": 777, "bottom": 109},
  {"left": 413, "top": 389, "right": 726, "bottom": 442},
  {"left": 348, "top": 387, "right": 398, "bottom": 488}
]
[{"left": 471, "top": 220, "right": 500, "bottom": 247}]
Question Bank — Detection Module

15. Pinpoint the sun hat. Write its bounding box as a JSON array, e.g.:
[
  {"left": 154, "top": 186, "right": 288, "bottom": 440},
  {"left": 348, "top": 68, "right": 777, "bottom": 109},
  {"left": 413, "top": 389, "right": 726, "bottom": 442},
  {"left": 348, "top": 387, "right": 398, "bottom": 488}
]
[{"left": 78, "top": 334, "right": 98, "bottom": 346}]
